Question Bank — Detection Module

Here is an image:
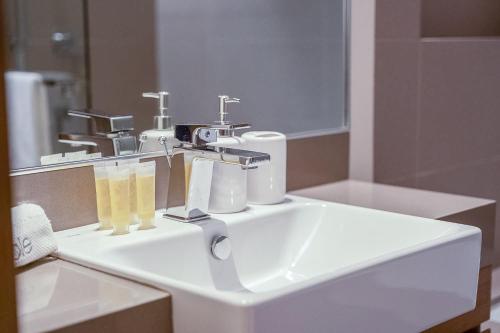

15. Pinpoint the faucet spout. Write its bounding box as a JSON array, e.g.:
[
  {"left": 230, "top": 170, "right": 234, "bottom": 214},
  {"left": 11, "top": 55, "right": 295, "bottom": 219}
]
[
  {"left": 165, "top": 144, "right": 270, "bottom": 170},
  {"left": 158, "top": 125, "right": 270, "bottom": 223}
]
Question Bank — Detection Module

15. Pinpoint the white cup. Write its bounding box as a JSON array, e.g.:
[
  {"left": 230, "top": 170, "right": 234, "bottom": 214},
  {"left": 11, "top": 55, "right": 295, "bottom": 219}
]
[{"left": 242, "top": 131, "right": 286, "bottom": 205}]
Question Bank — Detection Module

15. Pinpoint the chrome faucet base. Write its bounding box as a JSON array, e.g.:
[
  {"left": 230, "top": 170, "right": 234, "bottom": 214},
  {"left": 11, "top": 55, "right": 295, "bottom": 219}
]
[
  {"left": 163, "top": 212, "right": 210, "bottom": 223},
  {"left": 160, "top": 116, "right": 271, "bottom": 223},
  {"left": 163, "top": 206, "right": 210, "bottom": 222},
  {"left": 60, "top": 109, "right": 137, "bottom": 156}
]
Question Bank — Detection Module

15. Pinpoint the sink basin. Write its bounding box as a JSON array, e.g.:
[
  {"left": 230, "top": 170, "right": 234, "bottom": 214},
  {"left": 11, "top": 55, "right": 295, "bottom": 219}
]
[{"left": 55, "top": 195, "right": 481, "bottom": 333}]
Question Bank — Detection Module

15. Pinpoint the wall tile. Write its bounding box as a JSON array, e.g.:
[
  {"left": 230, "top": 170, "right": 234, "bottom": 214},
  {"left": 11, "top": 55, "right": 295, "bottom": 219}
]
[
  {"left": 374, "top": 40, "right": 419, "bottom": 185},
  {"left": 375, "top": 0, "right": 421, "bottom": 40},
  {"left": 377, "top": 175, "right": 417, "bottom": 188},
  {"left": 416, "top": 157, "right": 500, "bottom": 264},
  {"left": 416, "top": 158, "right": 500, "bottom": 210},
  {"left": 375, "top": 0, "right": 500, "bottom": 267},
  {"left": 418, "top": 40, "right": 500, "bottom": 173},
  {"left": 287, "top": 133, "right": 349, "bottom": 191},
  {"left": 422, "top": 0, "right": 500, "bottom": 37}
]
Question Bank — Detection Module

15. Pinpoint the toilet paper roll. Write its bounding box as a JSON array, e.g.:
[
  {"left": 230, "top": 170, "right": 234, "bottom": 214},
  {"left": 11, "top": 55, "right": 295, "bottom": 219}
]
[{"left": 242, "top": 131, "right": 286, "bottom": 204}]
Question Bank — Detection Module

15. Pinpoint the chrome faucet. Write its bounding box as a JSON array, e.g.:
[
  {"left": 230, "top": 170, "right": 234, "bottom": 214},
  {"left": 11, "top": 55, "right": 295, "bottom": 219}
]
[
  {"left": 59, "top": 110, "right": 137, "bottom": 156},
  {"left": 159, "top": 122, "right": 270, "bottom": 222}
]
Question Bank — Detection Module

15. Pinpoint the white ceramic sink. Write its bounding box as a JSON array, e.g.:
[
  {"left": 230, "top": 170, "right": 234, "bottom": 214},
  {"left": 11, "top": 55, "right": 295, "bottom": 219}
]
[{"left": 55, "top": 195, "right": 481, "bottom": 333}]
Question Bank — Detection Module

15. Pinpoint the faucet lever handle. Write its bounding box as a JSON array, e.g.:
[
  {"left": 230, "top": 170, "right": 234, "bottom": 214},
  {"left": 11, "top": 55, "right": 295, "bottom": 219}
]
[
  {"left": 67, "top": 109, "right": 134, "bottom": 134},
  {"left": 224, "top": 97, "right": 241, "bottom": 104}
]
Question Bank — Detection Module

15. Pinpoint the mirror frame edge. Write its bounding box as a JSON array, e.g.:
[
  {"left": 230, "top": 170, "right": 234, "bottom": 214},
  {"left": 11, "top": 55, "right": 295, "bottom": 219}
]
[{"left": 0, "top": 0, "right": 19, "bottom": 330}]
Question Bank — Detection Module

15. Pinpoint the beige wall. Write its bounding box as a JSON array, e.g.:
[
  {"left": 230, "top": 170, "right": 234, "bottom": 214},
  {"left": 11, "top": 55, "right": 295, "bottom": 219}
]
[
  {"left": 421, "top": 0, "right": 500, "bottom": 37},
  {"left": 374, "top": 0, "right": 500, "bottom": 263},
  {"left": 87, "top": 0, "right": 158, "bottom": 136}
]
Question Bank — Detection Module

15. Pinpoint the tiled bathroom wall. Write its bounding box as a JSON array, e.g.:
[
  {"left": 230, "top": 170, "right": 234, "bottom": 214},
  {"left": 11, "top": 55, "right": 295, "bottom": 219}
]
[
  {"left": 374, "top": 0, "right": 500, "bottom": 264},
  {"left": 421, "top": 0, "right": 500, "bottom": 37}
]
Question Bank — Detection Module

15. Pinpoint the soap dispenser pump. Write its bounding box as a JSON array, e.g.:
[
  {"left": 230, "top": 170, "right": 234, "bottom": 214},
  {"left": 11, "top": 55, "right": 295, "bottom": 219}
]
[
  {"left": 207, "top": 94, "right": 248, "bottom": 213},
  {"left": 139, "top": 91, "right": 175, "bottom": 153}
]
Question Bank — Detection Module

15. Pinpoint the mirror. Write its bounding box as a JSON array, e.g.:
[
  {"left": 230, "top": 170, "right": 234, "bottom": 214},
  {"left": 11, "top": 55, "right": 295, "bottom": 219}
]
[{"left": 4, "top": 0, "right": 349, "bottom": 171}]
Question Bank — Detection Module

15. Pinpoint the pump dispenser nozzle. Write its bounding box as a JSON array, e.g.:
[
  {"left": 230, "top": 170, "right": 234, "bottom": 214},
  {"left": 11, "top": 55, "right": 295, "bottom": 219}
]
[
  {"left": 142, "top": 91, "right": 172, "bottom": 130},
  {"left": 212, "top": 95, "right": 249, "bottom": 137},
  {"left": 216, "top": 95, "right": 241, "bottom": 125}
]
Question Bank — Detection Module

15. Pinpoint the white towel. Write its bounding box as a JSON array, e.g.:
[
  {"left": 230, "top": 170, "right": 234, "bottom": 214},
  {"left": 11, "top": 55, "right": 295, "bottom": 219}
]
[
  {"left": 5, "top": 71, "right": 52, "bottom": 169},
  {"left": 11, "top": 203, "right": 57, "bottom": 267}
]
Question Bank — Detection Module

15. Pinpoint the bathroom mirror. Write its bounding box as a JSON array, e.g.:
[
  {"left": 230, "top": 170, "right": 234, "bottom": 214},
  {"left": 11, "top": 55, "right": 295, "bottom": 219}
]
[{"left": 3, "top": 0, "right": 349, "bottom": 171}]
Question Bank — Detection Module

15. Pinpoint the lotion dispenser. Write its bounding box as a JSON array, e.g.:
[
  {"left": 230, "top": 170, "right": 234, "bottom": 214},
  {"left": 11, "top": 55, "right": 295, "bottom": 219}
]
[
  {"left": 207, "top": 95, "right": 248, "bottom": 213},
  {"left": 139, "top": 91, "right": 175, "bottom": 153}
]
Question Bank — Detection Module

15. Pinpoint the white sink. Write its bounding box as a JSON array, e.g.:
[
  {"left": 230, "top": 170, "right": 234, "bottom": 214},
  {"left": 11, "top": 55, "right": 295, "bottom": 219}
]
[{"left": 55, "top": 195, "right": 481, "bottom": 333}]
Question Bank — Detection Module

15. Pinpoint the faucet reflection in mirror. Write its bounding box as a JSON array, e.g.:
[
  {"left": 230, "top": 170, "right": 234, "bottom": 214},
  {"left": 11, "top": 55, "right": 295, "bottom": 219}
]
[
  {"left": 159, "top": 123, "right": 270, "bottom": 222},
  {"left": 5, "top": 71, "right": 83, "bottom": 169},
  {"left": 59, "top": 110, "right": 137, "bottom": 157}
]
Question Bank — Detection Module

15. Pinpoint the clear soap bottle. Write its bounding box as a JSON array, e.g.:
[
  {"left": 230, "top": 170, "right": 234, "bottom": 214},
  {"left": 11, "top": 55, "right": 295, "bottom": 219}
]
[
  {"left": 107, "top": 165, "right": 131, "bottom": 235},
  {"left": 117, "top": 158, "right": 140, "bottom": 224},
  {"left": 136, "top": 161, "right": 156, "bottom": 230},
  {"left": 93, "top": 161, "right": 115, "bottom": 230}
]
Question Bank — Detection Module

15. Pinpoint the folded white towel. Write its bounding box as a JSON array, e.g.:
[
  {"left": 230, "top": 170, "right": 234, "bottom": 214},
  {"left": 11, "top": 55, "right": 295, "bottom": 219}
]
[
  {"left": 11, "top": 203, "right": 57, "bottom": 267},
  {"left": 5, "top": 71, "right": 52, "bottom": 169}
]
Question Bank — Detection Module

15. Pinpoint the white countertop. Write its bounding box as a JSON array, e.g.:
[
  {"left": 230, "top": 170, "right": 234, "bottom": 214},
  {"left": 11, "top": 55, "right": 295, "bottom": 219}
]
[
  {"left": 16, "top": 258, "right": 169, "bottom": 333},
  {"left": 291, "top": 180, "right": 494, "bottom": 219}
]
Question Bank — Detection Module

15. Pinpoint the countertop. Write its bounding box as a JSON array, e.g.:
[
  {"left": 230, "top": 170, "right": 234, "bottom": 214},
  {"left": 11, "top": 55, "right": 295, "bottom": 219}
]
[
  {"left": 16, "top": 258, "right": 171, "bottom": 333},
  {"left": 291, "top": 179, "right": 496, "bottom": 266},
  {"left": 291, "top": 179, "right": 494, "bottom": 218}
]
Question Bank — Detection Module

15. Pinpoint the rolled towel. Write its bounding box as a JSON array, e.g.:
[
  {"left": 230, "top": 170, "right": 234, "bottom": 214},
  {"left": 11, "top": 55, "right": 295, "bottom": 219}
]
[{"left": 11, "top": 203, "right": 57, "bottom": 267}]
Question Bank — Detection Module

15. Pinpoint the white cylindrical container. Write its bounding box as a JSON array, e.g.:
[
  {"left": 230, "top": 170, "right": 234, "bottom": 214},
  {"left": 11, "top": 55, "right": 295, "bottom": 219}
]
[
  {"left": 242, "top": 131, "right": 286, "bottom": 204},
  {"left": 207, "top": 136, "right": 248, "bottom": 213}
]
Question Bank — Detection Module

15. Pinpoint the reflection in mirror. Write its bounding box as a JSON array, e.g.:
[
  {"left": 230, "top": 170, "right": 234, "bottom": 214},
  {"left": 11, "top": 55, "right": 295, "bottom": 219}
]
[
  {"left": 5, "top": 0, "right": 89, "bottom": 169},
  {"left": 3, "top": 0, "right": 349, "bottom": 171}
]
